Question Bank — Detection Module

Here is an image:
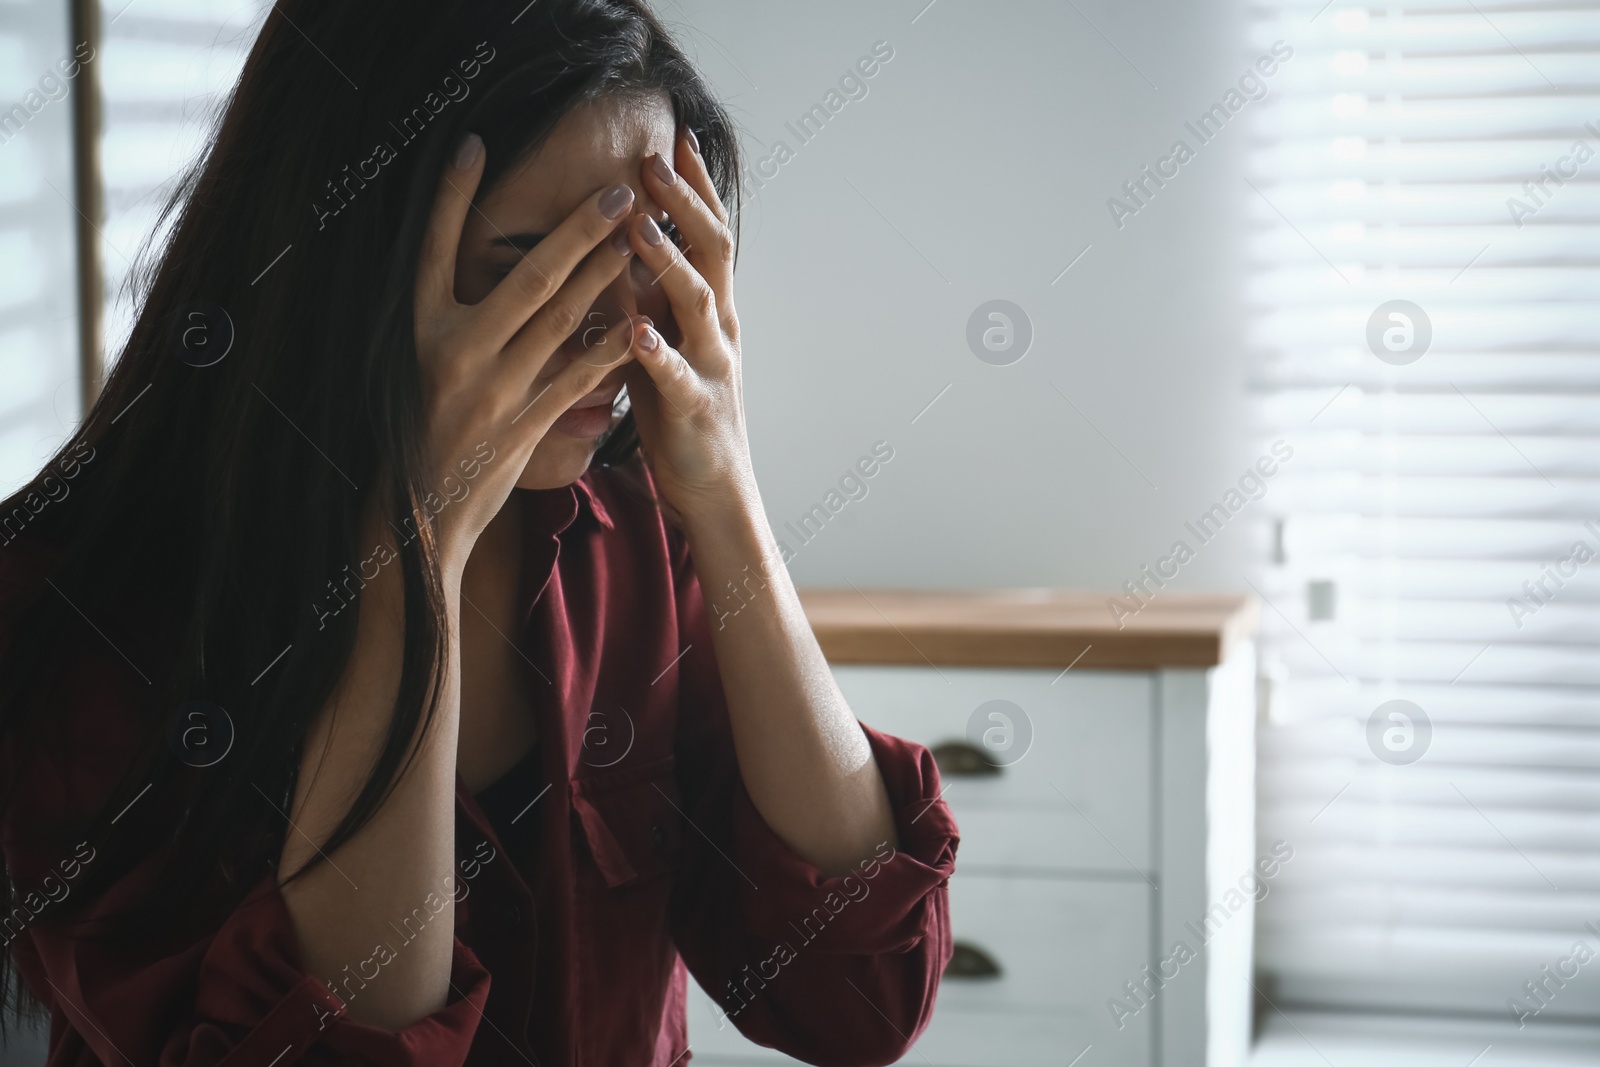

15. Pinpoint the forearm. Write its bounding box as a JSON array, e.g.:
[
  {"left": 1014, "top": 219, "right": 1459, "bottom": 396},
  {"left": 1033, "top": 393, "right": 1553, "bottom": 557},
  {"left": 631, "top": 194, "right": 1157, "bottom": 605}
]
[
  {"left": 680, "top": 482, "right": 896, "bottom": 876},
  {"left": 278, "top": 509, "right": 462, "bottom": 1031}
]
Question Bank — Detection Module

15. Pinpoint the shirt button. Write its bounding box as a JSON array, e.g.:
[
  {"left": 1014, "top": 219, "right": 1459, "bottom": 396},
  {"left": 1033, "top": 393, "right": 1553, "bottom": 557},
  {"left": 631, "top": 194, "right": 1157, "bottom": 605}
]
[{"left": 650, "top": 824, "right": 667, "bottom": 851}]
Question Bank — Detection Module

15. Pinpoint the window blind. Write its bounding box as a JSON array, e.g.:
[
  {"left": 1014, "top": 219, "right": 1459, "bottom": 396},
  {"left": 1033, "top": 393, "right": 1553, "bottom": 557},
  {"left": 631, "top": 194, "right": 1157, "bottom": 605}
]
[
  {"left": 1247, "top": 0, "right": 1600, "bottom": 1025},
  {"left": 98, "top": 0, "right": 268, "bottom": 367},
  {"left": 0, "top": 0, "right": 82, "bottom": 497}
]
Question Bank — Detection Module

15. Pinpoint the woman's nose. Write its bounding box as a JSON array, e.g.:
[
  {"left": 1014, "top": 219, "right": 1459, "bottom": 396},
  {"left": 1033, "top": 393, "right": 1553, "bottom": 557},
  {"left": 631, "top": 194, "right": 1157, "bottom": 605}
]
[
  {"left": 598, "top": 263, "right": 639, "bottom": 320},
  {"left": 594, "top": 229, "right": 674, "bottom": 323},
  {"left": 621, "top": 234, "right": 675, "bottom": 323}
]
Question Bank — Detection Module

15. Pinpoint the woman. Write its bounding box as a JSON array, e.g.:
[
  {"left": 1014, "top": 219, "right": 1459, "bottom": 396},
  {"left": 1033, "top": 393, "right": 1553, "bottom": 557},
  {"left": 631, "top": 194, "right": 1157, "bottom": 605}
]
[{"left": 0, "top": 1, "right": 957, "bottom": 1064}]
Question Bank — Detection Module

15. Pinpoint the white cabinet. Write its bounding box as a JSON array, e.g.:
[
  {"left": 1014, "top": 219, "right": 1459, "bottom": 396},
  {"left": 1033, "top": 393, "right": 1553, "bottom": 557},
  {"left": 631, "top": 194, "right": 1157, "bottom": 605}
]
[{"left": 687, "top": 591, "right": 1260, "bottom": 1067}]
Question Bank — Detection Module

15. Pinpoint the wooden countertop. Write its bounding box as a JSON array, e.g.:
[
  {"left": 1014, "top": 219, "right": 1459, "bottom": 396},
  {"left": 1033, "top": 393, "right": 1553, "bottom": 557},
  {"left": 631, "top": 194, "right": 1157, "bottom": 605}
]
[{"left": 797, "top": 589, "right": 1258, "bottom": 670}]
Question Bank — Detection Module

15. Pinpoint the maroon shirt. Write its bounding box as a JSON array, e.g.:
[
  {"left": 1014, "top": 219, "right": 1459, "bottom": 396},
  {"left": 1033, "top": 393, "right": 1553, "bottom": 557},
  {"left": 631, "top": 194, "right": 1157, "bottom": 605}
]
[{"left": 0, "top": 458, "right": 959, "bottom": 1066}]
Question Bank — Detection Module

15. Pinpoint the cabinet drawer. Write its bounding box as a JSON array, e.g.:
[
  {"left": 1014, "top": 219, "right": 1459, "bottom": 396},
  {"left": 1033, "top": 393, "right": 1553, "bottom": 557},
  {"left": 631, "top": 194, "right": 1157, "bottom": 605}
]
[
  {"left": 685, "top": 874, "right": 1153, "bottom": 1066},
  {"left": 688, "top": 1013, "right": 1135, "bottom": 1067},
  {"left": 940, "top": 873, "right": 1151, "bottom": 1016},
  {"left": 834, "top": 665, "right": 1153, "bottom": 872}
]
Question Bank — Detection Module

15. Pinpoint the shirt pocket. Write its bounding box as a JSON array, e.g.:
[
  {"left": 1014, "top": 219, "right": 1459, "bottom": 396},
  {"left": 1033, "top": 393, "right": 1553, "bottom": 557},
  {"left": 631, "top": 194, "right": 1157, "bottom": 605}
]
[{"left": 568, "top": 753, "right": 684, "bottom": 889}]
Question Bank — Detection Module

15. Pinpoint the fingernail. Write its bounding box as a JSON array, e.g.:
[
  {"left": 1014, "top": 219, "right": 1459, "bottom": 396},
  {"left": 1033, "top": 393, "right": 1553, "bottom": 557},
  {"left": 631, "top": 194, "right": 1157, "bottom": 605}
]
[
  {"left": 640, "top": 215, "right": 665, "bottom": 246},
  {"left": 454, "top": 133, "right": 482, "bottom": 170},
  {"left": 638, "top": 326, "right": 661, "bottom": 351},
  {"left": 610, "top": 226, "right": 633, "bottom": 255},
  {"left": 650, "top": 154, "right": 675, "bottom": 186},
  {"left": 599, "top": 184, "right": 635, "bottom": 220},
  {"left": 685, "top": 128, "right": 701, "bottom": 154}
]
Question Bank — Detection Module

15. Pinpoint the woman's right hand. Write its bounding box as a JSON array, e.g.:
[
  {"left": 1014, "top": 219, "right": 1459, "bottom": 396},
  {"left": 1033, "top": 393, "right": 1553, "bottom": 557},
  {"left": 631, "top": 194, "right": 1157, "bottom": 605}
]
[{"left": 410, "top": 132, "right": 640, "bottom": 574}]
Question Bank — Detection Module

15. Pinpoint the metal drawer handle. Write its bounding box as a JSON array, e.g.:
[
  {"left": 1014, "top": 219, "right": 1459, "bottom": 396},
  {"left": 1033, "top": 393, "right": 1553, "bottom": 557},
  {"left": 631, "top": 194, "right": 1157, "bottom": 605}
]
[
  {"left": 944, "top": 940, "right": 1002, "bottom": 979},
  {"left": 930, "top": 740, "right": 1002, "bottom": 777}
]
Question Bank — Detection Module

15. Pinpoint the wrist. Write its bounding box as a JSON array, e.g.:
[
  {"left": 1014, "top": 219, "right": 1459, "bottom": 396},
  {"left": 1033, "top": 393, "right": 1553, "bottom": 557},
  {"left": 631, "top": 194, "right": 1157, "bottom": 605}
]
[
  {"left": 680, "top": 489, "right": 791, "bottom": 598},
  {"left": 357, "top": 499, "right": 470, "bottom": 612},
  {"left": 675, "top": 469, "right": 763, "bottom": 545}
]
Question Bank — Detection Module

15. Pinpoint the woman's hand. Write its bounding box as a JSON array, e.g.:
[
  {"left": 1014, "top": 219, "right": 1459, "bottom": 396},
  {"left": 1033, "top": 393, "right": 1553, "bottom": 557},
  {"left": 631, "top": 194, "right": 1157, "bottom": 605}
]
[
  {"left": 622, "top": 129, "right": 754, "bottom": 527},
  {"left": 412, "top": 134, "right": 644, "bottom": 574}
]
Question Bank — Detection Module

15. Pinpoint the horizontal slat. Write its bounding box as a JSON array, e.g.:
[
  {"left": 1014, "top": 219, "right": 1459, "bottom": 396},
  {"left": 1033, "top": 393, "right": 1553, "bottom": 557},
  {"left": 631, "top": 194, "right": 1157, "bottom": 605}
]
[
  {"left": 1256, "top": 100, "right": 1600, "bottom": 140},
  {"left": 1254, "top": 356, "right": 1600, "bottom": 390},
  {"left": 1260, "top": 802, "right": 1600, "bottom": 853},
  {"left": 1269, "top": 476, "right": 1600, "bottom": 517},
  {"left": 1279, "top": 516, "right": 1600, "bottom": 560},
  {"left": 101, "top": 38, "right": 246, "bottom": 100},
  {"left": 1255, "top": 0, "right": 1600, "bottom": 10},
  {"left": 1256, "top": 842, "right": 1600, "bottom": 891},
  {"left": 1261, "top": 392, "right": 1600, "bottom": 432},
  {"left": 1249, "top": 7, "right": 1600, "bottom": 43},
  {"left": 1260, "top": 635, "right": 1600, "bottom": 685},
  {"left": 1236, "top": 183, "right": 1600, "bottom": 227},
  {"left": 1248, "top": 140, "right": 1600, "bottom": 183},
  {"left": 1256, "top": 600, "right": 1600, "bottom": 641},
  {"left": 1259, "top": 730, "right": 1600, "bottom": 775},
  {"left": 1259, "top": 884, "right": 1600, "bottom": 932},
  {"left": 1264, "top": 680, "right": 1600, "bottom": 725}
]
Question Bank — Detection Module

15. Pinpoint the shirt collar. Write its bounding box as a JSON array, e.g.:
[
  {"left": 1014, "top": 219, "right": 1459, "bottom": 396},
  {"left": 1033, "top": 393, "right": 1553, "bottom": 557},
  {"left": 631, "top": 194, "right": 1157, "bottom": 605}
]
[
  {"left": 511, "top": 474, "right": 614, "bottom": 627},
  {"left": 572, "top": 474, "right": 615, "bottom": 531},
  {"left": 512, "top": 473, "right": 615, "bottom": 540}
]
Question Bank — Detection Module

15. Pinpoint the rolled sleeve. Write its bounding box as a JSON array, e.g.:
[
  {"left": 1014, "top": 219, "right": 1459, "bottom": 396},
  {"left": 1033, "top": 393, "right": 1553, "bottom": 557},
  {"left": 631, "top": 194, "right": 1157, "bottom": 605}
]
[
  {"left": 729, "top": 721, "right": 958, "bottom": 955},
  {"left": 198, "top": 874, "right": 492, "bottom": 1065},
  {"left": 22, "top": 865, "right": 492, "bottom": 1067}
]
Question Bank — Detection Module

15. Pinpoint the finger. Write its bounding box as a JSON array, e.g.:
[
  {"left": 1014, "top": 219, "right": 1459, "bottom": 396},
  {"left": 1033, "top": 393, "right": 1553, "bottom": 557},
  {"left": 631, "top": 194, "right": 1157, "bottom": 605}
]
[
  {"left": 507, "top": 315, "right": 640, "bottom": 435},
  {"left": 628, "top": 214, "right": 726, "bottom": 366},
  {"left": 675, "top": 127, "right": 730, "bottom": 227},
  {"left": 643, "top": 149, "right": 734, "bottom": 307},
  {"left": 501, "top": 224, "right": 636, "bottom": 381},
  {"left": 470, "top": 181, "right": 637, "bottom": 352},
  {"left": 417, "top": 133, "right": 485, "bottom": 314},
  {"left": 628, "top": 322, "right": 704, "bottom": 425}
]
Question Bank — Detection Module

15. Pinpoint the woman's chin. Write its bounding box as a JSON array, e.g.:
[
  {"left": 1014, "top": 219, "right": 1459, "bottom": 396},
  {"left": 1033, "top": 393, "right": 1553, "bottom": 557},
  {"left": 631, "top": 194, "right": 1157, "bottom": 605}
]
[{"left": 514, "top": 435, "right": 604, "bottom": 490}]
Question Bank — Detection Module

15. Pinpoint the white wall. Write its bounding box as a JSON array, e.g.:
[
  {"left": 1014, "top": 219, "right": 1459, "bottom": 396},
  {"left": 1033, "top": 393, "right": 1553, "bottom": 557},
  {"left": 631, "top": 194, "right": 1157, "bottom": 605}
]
[{"left": 663, "top": 0, "right": 1262, "bottom": 597}]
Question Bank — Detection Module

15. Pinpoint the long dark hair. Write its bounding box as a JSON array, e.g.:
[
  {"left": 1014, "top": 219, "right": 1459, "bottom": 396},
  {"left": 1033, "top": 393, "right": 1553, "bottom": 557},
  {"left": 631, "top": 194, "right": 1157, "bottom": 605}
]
[{"left": 0, "top": 0, "right": 739, "bottom": 1029}]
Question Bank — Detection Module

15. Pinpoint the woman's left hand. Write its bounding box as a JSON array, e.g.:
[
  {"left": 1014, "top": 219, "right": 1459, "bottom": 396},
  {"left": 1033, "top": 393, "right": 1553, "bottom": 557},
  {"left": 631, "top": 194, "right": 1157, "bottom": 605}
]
[
  {"left": 624, "top": 133, "right": 901, "bottom": 876},
  {"left": 621, "top": 128, "right": 753, "bottom": 527}
]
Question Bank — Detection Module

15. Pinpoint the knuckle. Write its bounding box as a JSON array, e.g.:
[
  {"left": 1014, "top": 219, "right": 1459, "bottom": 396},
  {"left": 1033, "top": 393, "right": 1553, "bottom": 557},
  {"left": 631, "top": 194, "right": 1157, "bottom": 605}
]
[
  {"left": 712, "top": 226, "right": 735, "bottom": 263},
  {"left": 586, "top": 349, "right": 621, "bottom": 379},
  {"left": 675, "top": 356, "right": 699, "bottom": 388},
  {"left": 659, "top": 352, "right": 691, "bottom": 389},
  {"left": 513, "top": 263, "right": 557, "bottom": 303},
  {"left": 692, "top": 283, "right": 716, "bottom": 322},
  {"left": 544, "top": 299, "right": 583, "bottom": 339}
]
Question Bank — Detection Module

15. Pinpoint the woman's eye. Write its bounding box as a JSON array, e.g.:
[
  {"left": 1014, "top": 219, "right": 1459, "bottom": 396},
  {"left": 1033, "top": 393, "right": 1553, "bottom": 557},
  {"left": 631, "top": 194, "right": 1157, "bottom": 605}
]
[{"left": 660, "top": 219, "right": 685, "bottom": 248}]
